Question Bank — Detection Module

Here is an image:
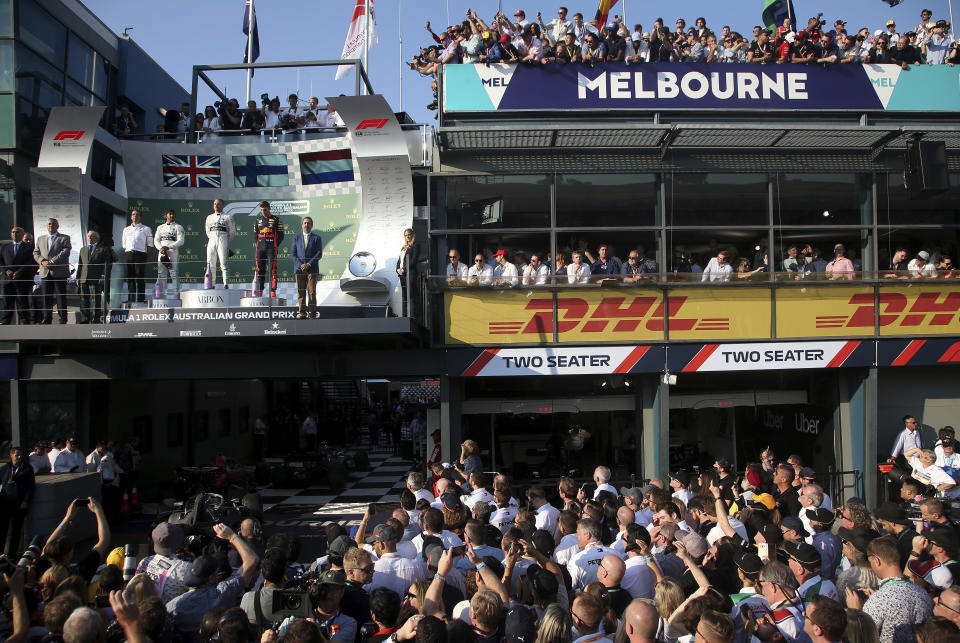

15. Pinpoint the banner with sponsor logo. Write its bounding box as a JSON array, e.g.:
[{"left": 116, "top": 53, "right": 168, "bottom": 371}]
[
  {"left": 37, "top": 106, "right": 105, "bottom": 171},
  {"left": 878, "top": 338, "right": 960, "bottom": 366},
  {"left": 668, "top": 340, "right": 873, "bottom": 373},
  {"left": 776, "top": 285, "right": 874, "bottom": 338},
  {"left": 443, "top": 63, "right": 960, "bottom": 112},
  {"left": 444, "top": 288, "right": 770, "bottom": 345},
  {"left": 447, "top": 345, "right": 663, "bottom": 377}
]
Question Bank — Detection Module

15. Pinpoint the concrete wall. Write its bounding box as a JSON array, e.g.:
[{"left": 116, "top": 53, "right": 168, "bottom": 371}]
[{"left": 877, "top": 366, "right": 960, "bottom": 458}]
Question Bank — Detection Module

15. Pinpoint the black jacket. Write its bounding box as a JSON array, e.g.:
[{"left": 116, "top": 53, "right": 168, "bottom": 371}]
[
  {"left": 0, "top": 241, "right": 37, "bottom": 282},
  {"left": 0, "top": 461, "right": 36, "bottom": 505}
]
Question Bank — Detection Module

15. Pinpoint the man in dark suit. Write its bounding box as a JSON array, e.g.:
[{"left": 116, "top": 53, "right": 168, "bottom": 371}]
[
  {"left": 33, "top": 218, "right": 72, "bottom": 324},
  {"left": 0, "top": 227, "right": 36, "bottom": 324},
  {"left": 77, "top": 230, "right": 115, "bottom": 324},
  {"left": 290, "top": 216, "right": 323, "bottom": 319}
]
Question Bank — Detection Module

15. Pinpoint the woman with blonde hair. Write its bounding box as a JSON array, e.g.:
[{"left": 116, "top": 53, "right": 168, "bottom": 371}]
[
  {"left": 405, "top": 578, "right": 443, "bottom": 616},
  {"left": 396, "top": 228, "right": 420, "bottom": 315},
  {"left": 39, "top": 564, "right": 70, "bottom": 602},
  {"left": 654, "top": 578, "right": 685, "bottom": 637},
  {"left": 535, "top": 603, "right": 573, "bottom": 643},
  {"left": 124, "top": 573, "right": 157, "bottom": 604}
]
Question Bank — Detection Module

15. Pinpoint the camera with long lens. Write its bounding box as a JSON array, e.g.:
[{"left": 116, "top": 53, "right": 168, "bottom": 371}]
[{"left": 0, "top": 536, "right": 43, "bottom": 575}]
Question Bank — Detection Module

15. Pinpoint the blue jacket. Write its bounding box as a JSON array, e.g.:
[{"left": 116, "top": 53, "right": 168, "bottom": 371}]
[{"left": 291, "top": 231, "right": 323, "bottom": 275}]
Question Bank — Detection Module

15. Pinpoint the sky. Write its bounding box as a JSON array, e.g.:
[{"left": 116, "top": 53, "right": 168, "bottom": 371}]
[{"left": 82, "top": 0, "right": 953, "bottom": 124}]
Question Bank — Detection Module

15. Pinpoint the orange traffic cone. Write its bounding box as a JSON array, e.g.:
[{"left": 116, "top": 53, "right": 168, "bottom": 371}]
[
  {"left": 130, "top": 486, "right": 140, "bottom": 509},
  {"left": 120, "top": 490, "right": 131, "bottom": 516}
]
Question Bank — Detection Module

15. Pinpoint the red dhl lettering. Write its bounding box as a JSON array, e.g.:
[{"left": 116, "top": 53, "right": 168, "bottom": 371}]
[
  {"left": 816, "top": 292, "right": 960, "bottom": 328},
  {"left": 486, "top": 296, "right": 730, "bottom": 335}
]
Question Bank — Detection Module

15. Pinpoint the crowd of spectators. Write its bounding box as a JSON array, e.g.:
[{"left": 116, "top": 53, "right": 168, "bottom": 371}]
[
  {"left": 3, "top": 418, "right": 960, "bottom": 643},
  {"left": 410, "top": 6, "right": 959, "bottom": 109},
  {"left": 442, "top": 242, "right": 957, "bottom": 286}
]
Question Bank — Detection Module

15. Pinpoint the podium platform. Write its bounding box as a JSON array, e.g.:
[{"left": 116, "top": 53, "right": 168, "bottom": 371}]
[
  {"left": 240, "top": 296, "right": 288, "bottom": 307},
  {"left": 181, "top": 288, "right": 245, "bottom": 308},
  {"left": 151, "top": 297, "right": 183, "bottom": 308}
]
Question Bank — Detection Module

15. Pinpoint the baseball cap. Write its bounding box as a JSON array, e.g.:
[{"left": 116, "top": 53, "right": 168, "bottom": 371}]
[
  {"left": 919, "top": 250, "right": 931, "bottom": 260},
  {"left": 835, "top": 19, "right": 846, "bottom": 25},
  {"left": 106, "top": 546, "right": 125, "bottom": 569},
  {"left": 328, "top": 535, "right": 356, "bottom": 557},
  {"left": 631, "top": 31, "right": 642, "bottom": 41},
  {"left": 837, "top": 526, "right": 880, "bottom": 554},
  {"left": 798, "top": 467, "right": 817, "bottom": 479},
  {"left": 678, "top": 531, "right": 708, "bottom": 559},
  {"left": 499, "top": 33, "right": 512, "bottom": 43},
  {"left": 364, "top": 523, "right": 398, "bottom": 544},
  {"left": 670, "top": 471, "right": 690, "bottom": 486},
  {"left": 780, "top": 516, "right": 810, "bottom": 538},
  {"left": 641, "top": 32, "right": 650, "bottom": 39},
  {"left": 441, "top": 493, "right": 463, "bottom": 512},
  {"left": 783, "top": 541, "right": 821, "bottom": 571},
  {"left": 319, "top": 569, "right": 348, "bottom": 586},
  {"left": 152, "top": 522, "right": 184, "bottom": 556},
  {"left": 606, "top": 22, "right": 618, "bottom": 31},
  {"left": 423, "top": 543, "right": 445, "bottom": 570},
  {"left": 482, "top": 31, "right": 492, "bottom": 39},
  {"left": 619, "top": 486, "right": 643, "bottom": 505},
  {"left": 504, "top": 605, "right": 537, "bottom": 643},
  {"left": 886, "top": 20, "right": 896, "bottom": 26},
  {"left": 184, "top": 555, "right": 218, "bottom": 588},
  {"left": 756, "top": 522, "right": 783, "bottom": 546},
  {"left": 806, "top": 508, "right": 836, "bottom": 526},
  {"left": 494, "top": 249, "right": 508, "bottom": 257},
  {"left": 751, "top": 493, "right": 776, "bottom": 511},
  {"left": 924, "top": 527, "right": 960, "bottom": 553},
  {"left": 735, "top": 552, "right": 763, "bottom": 576},
  {"left": 514, "top": 9, "right": 525, "bottom": 16},
  {"left": 874, "top": 501, "right": 911, "bottom": 526}
]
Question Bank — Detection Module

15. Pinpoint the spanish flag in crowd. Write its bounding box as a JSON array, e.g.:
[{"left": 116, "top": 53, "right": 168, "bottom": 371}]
[{"left": 595, "top": 0, "right": 619, "bottom": 26}]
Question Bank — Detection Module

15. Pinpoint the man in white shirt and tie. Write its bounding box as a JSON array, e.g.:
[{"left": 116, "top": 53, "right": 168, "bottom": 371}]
[{"left": 121, "top": 210, "right": 153, "bottom": 303}]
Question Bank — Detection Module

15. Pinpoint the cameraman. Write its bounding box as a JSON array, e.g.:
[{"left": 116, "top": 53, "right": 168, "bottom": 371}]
[
  {"left": 220, "top": 99, "right": 243, "bottom": 131},
  {"left": 136, "top": 523, "right": 192, "bottom": 604},
  {"left": 0, "top": 447, "right": 35, "bottom": 556},
  {"left": 166, "top": 523, "right": 260, "bottom": 641},
  {"left": 241, "top": 100, "right": 265, "bottom": 132},
  {"left": 240, "top": 547, "right": 287, "bottom": 628},
  {"left": 308, "top": 570, "right": 356, "bottom": 643}
]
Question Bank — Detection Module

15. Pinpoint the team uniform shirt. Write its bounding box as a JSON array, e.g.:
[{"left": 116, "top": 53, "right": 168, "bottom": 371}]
[
  {"left": 568, "top": 541, "right": 619, "bottom": 591},
  {"left": 489, "top": 505, "right": 518, "bottom": 533},
  {"left": 413, "top": 488, "right": 434, "bottom": 504},
  {"left": 672, "top": 489, "right": 695, "bottom": 507},
  {"left": 411, "top": 530, "right": 463, "bottom": 552},
  {"left": 121, "top": 223, "right": 154, "bottom": 253},
  {"left": 767, "top": 599, "right": 806, "bottom": 642},
  {"left": 729, "top": 587, "right": 771, "bottom": 643},
  {"left": 535, "top": 503, "right": 561, "bottom": 535},
  {"left": 798, "top": 575, "right": 839, "bottom": 604},
  {"left": 554, "top": 533, "right": 581, "bottom": 566},
  {"left": 908, "top": 557, "right": 960, "bottom": 591},
  {"left": 137, "top": 554, "right": 192, "bottom": 603},
  {"left": 622, "top": 556, "right": 656, "bottom": 599},
  {"left": 367, "top": 552, "right": 427, "bottom": 597},
  {"left": 461, "top": 487, "right": 495, "bottom": 510},
  {"left": 910, "top": 457, "right": 959, "bottom": 496}
]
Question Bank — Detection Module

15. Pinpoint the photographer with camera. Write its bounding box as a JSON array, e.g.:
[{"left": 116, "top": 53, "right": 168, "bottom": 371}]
[
  {"left": 135, "top": 523, "right": 192, "bottom": 604},
  {"left": 166, "top": 523, "right": 260, "bottom": 641},
  {"left": 240, "top": 547, "right": 287, "bottom": 629},
  {"left": 274, "top": 570, "right": 356, "bottom": 643},
  {"left": 0, "top": 447, "right": 34, "bottom": 556},
  {"left": 220, "top": 99, "right": 243, "bottom": 131}
]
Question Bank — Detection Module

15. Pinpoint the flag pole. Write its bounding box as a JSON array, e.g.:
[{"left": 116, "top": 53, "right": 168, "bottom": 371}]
[
  {"left": 363, "top": 0, "right": 370, "bottom": 95},
  {"left": 399, "top": 0, "right": 403, "bottom": 112},
  {"left": 245, "top": 0, "right": 254, "bottom": 104}
]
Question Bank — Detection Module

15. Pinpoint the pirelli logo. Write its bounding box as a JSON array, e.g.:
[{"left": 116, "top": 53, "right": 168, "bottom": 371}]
[
  {"left": 488, "top": 296, "right": 731, "bottom": 335},
  {"left": 816, "top": 292, "right": 960, "bottom": 329}
]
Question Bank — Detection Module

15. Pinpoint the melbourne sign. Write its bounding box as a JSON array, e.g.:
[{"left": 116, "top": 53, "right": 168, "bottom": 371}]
[{"left": 443, "top": 63, "right": 960, "bottom": 112}]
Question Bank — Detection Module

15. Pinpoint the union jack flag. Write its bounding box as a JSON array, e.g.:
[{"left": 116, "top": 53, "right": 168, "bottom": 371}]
[{"left": 162, "top": 155, "right": 221, "bottom": 188}]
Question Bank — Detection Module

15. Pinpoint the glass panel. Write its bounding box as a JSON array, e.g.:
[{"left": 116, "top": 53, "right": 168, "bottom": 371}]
[
  {"left": 0, "top": 95, "right": 13, "bottom": 148},
  {"left": 665, "top": 173, "right": 768, "bottom": 226},
  {"left": 0, "top": 0, "right": 11, "bottom": 37},
  {"left": 772, "top": 229, "right": 868, "bottom": 280},
  {"left": 16, "top": 45, "right": 62, "bottom": 109},
  {"left": 774, "top": 174, "right": 868, "bottom": 226},
  {"left": 0, "top": 41, "right": 12, "bottom": 91},
  {"left": 557, "top": 173, "right": 657, "bottom": 227},
  {"left": 16, "top": 97, "right": 47, "bottom": 155},
  {"left": 877, "top": 229, "right": 960, "bottom": 276},
  {"left": 67, "top": 33, "right": 93, "bottom": 87},
  {"left": 433, "top": 232, "right": 551, "bottom": 280},
  {"left": 880, "top": 172, "right": 960, "bottom": 226},
  {"left": 431, "top": 175, "right": 550, "bottom": 229},
  {"left": 92, "top": 55, "right": 109, "bottom": 99},
  {"left": 65, "top": 79, "right": 90, "bottom": 106},
  {"left": 18, "top": 0, "right": 65, "bottom": 66},
  {"left": 667, "top": 230, "right": 772, "bottom": 281},
  {"left": 554, "top": 231, "right": 661, "bottom": 278}
]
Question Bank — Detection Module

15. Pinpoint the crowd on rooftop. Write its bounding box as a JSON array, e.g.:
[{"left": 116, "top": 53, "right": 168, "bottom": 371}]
[{"left": 410, "top": 6, "right": 959, "bottom": 110}]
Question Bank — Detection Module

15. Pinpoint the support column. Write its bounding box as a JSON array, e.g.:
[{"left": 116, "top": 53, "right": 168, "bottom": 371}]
[
  {"left": 640, "top": 375, "right": 669, "bottom": 480},
  {"left": 10, "top": 379, "right": 23, "bottom": 447},
  {"left": 439, "top": 374, "right": 463, "bottom": 464},
  {"left": 836, "top": 368, "right": 876, "bottom": 506}
]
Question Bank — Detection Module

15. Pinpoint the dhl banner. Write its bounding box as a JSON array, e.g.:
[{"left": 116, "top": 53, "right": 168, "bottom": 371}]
[
  {"left": 777, "top": 285, "right": 960, "bottom": 338},
  {"left": 444, "top": 288, "right": 771, "bottom": 345}
]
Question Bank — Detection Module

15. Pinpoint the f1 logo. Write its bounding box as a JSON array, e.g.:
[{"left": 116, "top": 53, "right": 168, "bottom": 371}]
[
  {"left": 355, "top": 119, "right": 388, "bottom": 130},
  {"left": 53, "top": 130, "right": 85, "bottom": 141}
]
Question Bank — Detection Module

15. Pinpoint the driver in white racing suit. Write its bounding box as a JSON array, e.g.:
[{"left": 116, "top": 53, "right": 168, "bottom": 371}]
[
  {"left": 205, "top": 198, "right": 236, "bottom": 287},
  {"left": 155, "top": 209, "right": 185, "bottom": 292}
]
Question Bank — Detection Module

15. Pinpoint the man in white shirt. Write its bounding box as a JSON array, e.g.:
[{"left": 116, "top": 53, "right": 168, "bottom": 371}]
[
  {"left": 121, "top": 210, "right": 153, "bottom": 303},
  {"left": 522, "top": 253, "right": 550, "bottom": 285},
  {"left": 611, "top": 506, "right": 636, "bottom": 555},
  {"left": 492, "top": 249, "right": 519, "bottom": 286},
  {"left": 53, "top": 438, "right": 85, "bottom": 473},
  {"left": 538, "top": 7, "right": 573, "bottom": 43},
  {"left": 446, "top": 249, "right": 468, "bottom": 284},
  {"left": 572, "top": 12, "right": 599, "bottom": 45},
  {"left": 30, "top": 444, "right": 51, "bottom": 475},
  {"left": 406, "top": 471, "right": 434, "bottom": 504},
  {"left": 513, "top": 9, "right": 531, "bottom": 28},
  {"left": 553, "top": 512, "right": 581, "bottom": 566},
  {"left": 526, "top": 485, "right": 559, "bottom": 535},
  {"left": 701, "top": 250, "right": 733, "bottom": 282},
  {"left": 47, "top": 439, "right": 64, "bottom": 472},
  {"left": 621, "top": 524, "right": 656, "bottom": 599},
  {"left": 411, "top": 507, "right": 463, "bottom": 551},
  {"left": 282, "top": 94, "right": 304, "bottom": 129},
  {"left": 592, "top": 466, "right": 617, "bottom": 498},
  {"left": 567, "top": 518, "right": 619, "bottom": 592},
  {"left": 889, "top": 414, "right": 923, "bottom": 467},
  {"left": 670, "top": 471, "right": 695, "bottom": 507},
  {"left": 460, "top": 471, "right": 495, "bottom": 510},
  {"left": 155, "top": 210, "right": 185, "bottom": 293},
  {"left": 568, "top": 250, "right": 591, "bottom": 284},
  {"left": 489, "top": 491, "right": 518, "bottom": 534},
  {"left": 366, "top": 523, "right": 427, "bottom": 598},
  {"left": 205, "top": 199, "right": 236, "bottom": 287},
  {"left": 467, "top": 254, "right": 493, "bottom": 286},
  {"left": 263, "top": 100, "right": 281, "bottom": 130}
]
